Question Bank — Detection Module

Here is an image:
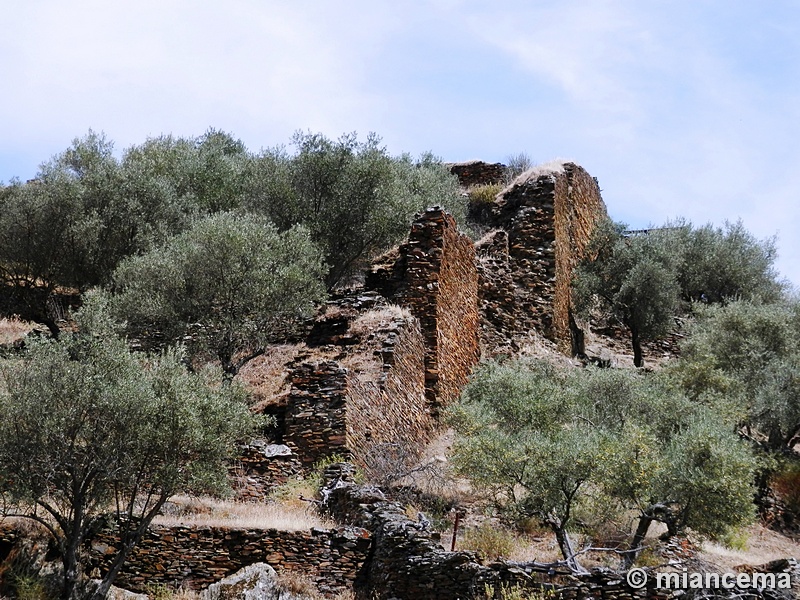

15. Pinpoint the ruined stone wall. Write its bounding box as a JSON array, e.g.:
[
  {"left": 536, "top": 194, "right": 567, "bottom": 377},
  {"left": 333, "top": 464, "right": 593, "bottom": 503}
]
[
  {"left": 474, "top": 163, "right": 606, "bottom": 355},
  {"left": 553, "top": 163, "right": 607, "bottom": 354},
  {"left": 279, "top": 308, "right": 432, "bottom": 468},
  {"left": 86, "top": 524, "right": 370, "bottom": 596},
  {"left": 345, "top": 314, "right": 431, "bottom": 468},
  {"left": 321, "top": 465, "right": 798, "bottom": 600},
  {"left": 367, "top": 208, "right": 480, "bottom": 414},
  {"left": 283, "top": 361, "right": 350, "bottom": 465},
  {"left": 476, "top": 174, "right": 558, "bottom": 351},
  {"left": 228, "top": 442, "right": 303, "bottom": 501},
  {"left": 448, "top": 160, "right": 506, "bottom": 187}
]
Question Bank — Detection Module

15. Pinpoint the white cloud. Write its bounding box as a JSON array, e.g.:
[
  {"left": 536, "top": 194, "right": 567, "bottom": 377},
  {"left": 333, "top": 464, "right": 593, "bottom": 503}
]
[{"left": 1, "top": 0, "right": 798, "bottom": 285}]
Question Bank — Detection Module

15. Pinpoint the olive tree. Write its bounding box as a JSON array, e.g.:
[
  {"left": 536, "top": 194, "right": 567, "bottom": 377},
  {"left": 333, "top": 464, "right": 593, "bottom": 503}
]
[
  {"left": 573, "top": 219, "right": 680, "bottom": 367},
  {"left": 0, "top": 131, "right": 196, "bottom": 336},
  {"left": 111, "top": 212, "right": 327, "bottom": 380},
  {"left": 244, "top": 132, "right": 465, "bottom": 289},
  {"left": 448, "top": 360, "right": 758, "bottom": 571},
  {"left": 446, "top": 360, "right": 598, "bottom": 573},
  {"left": 573, "top": 217, "right": 784, "bottom": 367},
  {"left": 0, "top": 301, "right": 254, "bottom": 600},
  {"left": 0, "top": 132, "right": 126, "bottom": 335},
  {"left": 674, "top": 299, "right": 800, "bottom": 453},
  {"left": 666, "top": 219, "right": 784, "bottom": 304}
]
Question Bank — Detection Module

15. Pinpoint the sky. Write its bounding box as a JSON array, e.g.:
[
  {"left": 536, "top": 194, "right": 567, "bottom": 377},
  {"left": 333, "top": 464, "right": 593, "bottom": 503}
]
[{"left": 1, "top": 0, "right": 799, "bottom": 286}]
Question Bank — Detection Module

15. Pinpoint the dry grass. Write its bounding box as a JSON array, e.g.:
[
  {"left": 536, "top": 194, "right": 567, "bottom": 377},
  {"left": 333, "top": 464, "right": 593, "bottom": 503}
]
[
  {"left": 502, "top": 158, "right": 570, "bottom": 191},
  {"left": 153, "top": 495, "right": 334, "bottom": 531},
  {"left": 349, "top": 305, "right": 411, "bottom": 335},
  {"left": 461, "top": 522, "right": 521, "bottom": 561},
  {"left": 138, "top": 585, "right": 200, "bottom": 600},
  {"left": 238, "top": 343, "right": 304, "bottom": 408},
  {"left": 275, "top": 571, "right": 325, "bottom": 599},
  {"left": 268, "top": 477, "right": 321, "bottom": 512},
  {"left": 698, "top": 524, "right": 800, "bottom": 571},
  {"left": 468, "top": 183, "right": 504, "bottom": 204},
  {"left": 0, "top": 316, "right": 33, "bottom": 345}
]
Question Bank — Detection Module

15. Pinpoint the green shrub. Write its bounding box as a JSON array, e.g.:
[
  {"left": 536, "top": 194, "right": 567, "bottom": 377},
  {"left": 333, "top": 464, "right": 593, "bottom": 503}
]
[
  {"left": 719, "top": 528, "right": 749, "bottom": 551},
  {"left": 634, "top": 547, "right": 661, "bottom": 568},
  {"left": 468, "top": 183, "right": 503, "bottom": 204},
  {"left": 462, "top": 522, "right": 517, "bottom": 560},
  {"left": 13, "top": 574, "right": 51, "bottom": 600}
]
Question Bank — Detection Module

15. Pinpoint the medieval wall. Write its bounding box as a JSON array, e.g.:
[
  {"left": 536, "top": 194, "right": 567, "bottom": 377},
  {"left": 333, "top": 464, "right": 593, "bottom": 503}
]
[
  {"left": 345, "top": 313, "right": 430, "bottom": 466},
  {"left": 283, "top": 361, "right": 350, "bottom": 466},
  {"left": 448, "top": 160, "right": 506, "bottom": 187},
  {"left": 86, "top": 524, "right": 370, "bottom": 596},
  {"left": 276, "top": 307, "right": 432, "bottom": 468},
  {"left": 320, "top": 464, "right": 798, "bottom": 600},
  {"left": 366, "top": 208, "right": 481, "bottom": 414},
  {"left": 228, "top": 442, "right": 303, "bottom": 501},
  {"left": 553, "top": 163, "right": 607, "bottom": 355},
  {"left": 474, "top": 162, "right": 606, "bottom": 355}
]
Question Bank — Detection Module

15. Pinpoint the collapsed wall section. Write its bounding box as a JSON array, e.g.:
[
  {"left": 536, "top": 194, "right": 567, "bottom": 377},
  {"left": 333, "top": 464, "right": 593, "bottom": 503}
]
[
  {"left": 447, "top": 160, "right": 506, "bottom": 187},
  {"left": 368, "top": 208, "right": 480, "bottom": 414},
  {"left": 281, "top": 310, "right": 431, "bottom": 468},
  {"left": 474, "top": 162, "right": 606, "bottom": 354},
  {"left": 283, "top": 361, "right": 349, "bottom": 465}
]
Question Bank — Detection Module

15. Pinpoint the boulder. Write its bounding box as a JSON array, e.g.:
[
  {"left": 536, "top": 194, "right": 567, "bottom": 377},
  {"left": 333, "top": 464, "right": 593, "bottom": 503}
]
[{"left": 200, "top": 563, "right": 319, "bottom": 600}]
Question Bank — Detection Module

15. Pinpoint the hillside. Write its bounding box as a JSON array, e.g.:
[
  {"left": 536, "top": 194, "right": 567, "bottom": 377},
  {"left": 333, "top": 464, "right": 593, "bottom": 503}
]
[{"left": 0, "top": 149, "right": 798, "bottom": 600}]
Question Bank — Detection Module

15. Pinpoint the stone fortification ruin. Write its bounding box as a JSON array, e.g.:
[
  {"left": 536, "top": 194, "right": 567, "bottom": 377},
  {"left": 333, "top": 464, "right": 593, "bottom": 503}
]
[
  {"left": 0, "top": 159, "right": 619, "bottom": 600},
  {"left": 465, "top": 160, "right": 607, "bottom": 355},
  {"left": 206, "top": 159, "right": 611, "bottom": 595}
]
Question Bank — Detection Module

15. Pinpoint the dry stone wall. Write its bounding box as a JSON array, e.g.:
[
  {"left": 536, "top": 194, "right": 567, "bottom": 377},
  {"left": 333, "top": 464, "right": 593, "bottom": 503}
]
[
  {"left": 366, "top": 208, "right": 480, "bottom": 414},
  {"left": 474, "top": 162, "right": 606, "bottom": 355},
  {"left": 448, "top": 160, "right": 506, "bottom": 187},
  {"left": 321, "top": 464, "right": 798, "bottom": 600},
  {"left": 283, "top": 361, "right": 350, "bottom": 465},
  {"left": 86, "top": 524, "right": 370, "bottom": 596},
  {"left": 345, "top": 313, "right": 430, "bottom": 467},
  {"left": 553, "top": 163, "right": 607, "bottom": 355},
  {"left": 275, "top": 306, "right": 432, "bottom": 469},
  {"left": 228, "top": 441, "right": 303, "bottom": 501}
]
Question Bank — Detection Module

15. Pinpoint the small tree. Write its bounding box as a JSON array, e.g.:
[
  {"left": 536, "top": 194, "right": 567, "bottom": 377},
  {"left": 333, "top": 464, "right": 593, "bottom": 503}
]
[
  {"left": 244, "top": 132, "right": 465, "bottom": 289},
  {"left": 448, "top": 359, "right": 758, "bottom": 571},
  {"left": 675, "top": 299, "right": 800, "bottom": 453},
  {"left": 0, "top": 301, "right": 254, "bottom": 600},
  {"left": 573, "top": 219, "right": 680, "bottom": 367},
  {"left": 447, "top": 360, "right": 602, "bottom": 573},
  {"left": 111, "top": 212, "right": 327, "bottom": 380},
  {"left": 667, "top": 219, "right": 784, "bottom": 305}
]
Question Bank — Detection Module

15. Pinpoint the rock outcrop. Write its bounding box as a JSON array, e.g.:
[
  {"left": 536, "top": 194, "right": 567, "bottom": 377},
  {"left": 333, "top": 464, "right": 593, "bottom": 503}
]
[{"left": 200, "top": 563, "right": 320, "bottom": 600}]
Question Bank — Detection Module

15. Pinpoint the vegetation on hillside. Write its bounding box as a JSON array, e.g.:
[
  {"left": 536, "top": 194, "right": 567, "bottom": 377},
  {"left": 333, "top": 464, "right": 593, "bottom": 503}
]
[
  {"left": 0, "top": 130, "right": 464, "bottom": 339},
  {"left": 573, "top": 217, "right": 784, "bottom": 366},
  {"left": 0, "top": 131, "right": 797, "bottom": 595},
  {"left": 447, "top": 361, "right": 758, "bottom": 572},
  {"left": 450, "top": 218, "right": 797, "bottom": 573},
  {"left": 109, "top": 212, "right": 327, "bottom": 380},
  {"left": 0, "top": 300, "right": 255, "bottom": 600}
]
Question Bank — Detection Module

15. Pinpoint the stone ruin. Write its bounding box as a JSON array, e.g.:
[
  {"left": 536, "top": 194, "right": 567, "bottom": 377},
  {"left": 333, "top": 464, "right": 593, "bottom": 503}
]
[
  {"left": 233, "top": 159, "right": 607, "bottom": 490},
  {"left": 5, "top": 159, "right": 795, "bottom": 599},
  {"left": 464, "top": 160, "right": 607, "bottom": 356},
  {"left": 0, "top": 159, "right": 620, "bottom": 599}
]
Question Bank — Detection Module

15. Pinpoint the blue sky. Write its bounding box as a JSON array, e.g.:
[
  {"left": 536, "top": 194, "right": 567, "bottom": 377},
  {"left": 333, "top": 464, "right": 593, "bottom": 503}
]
[{"left": 2, "top": 0, "right": 799, "bottom": 286}]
